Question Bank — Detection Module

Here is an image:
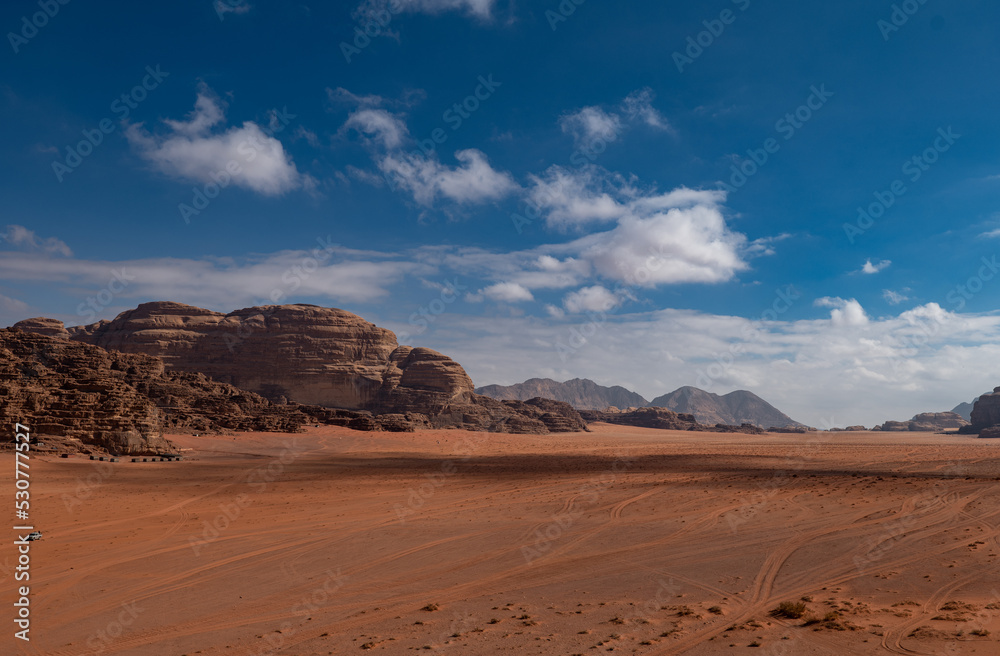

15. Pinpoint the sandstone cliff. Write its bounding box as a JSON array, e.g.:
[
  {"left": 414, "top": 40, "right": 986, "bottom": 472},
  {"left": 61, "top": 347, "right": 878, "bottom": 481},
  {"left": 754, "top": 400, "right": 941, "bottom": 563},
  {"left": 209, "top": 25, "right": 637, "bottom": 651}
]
[
  {"left": 16, "top": 303, "right": 584, "bottom": 434},
  {"left": 579, "top": 407, "right": 765, "bottom": 434},
  {"left": 0, "top": 328, "right": 311, "bottom": 455}
]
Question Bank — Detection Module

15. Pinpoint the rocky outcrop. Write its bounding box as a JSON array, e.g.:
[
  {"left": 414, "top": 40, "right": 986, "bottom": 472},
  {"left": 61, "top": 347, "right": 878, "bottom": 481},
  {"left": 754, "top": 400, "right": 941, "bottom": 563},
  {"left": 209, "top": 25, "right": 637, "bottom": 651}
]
[
  {"left": 67, "top": 302, "right": 398, "bottom": 410},
  {"left": 477, "top": 378, "right": 649, "bottom": 410},
  {"left": 0, "top": 328, "right": 313, "bottom": 455},
  {"left": 957, "top": 388, "right": 1000, "bottom": 436},
  {"left": 647, "top": 386, "right": 804, "bottom": 428},
  {"left": 13, "top": 317, "right": 70, "bottom": 339},
  {"left": 21, "top": 302, "right": 570, "bottom": 434},
  {"left": 500, "top": 398, "right": 589, "bottom": 433},
  {"left": 579, "top": 407, "right": 765, "bottom": 434},
  {"left": 878, "top": 412, "right": 969, "bottom": 433}
]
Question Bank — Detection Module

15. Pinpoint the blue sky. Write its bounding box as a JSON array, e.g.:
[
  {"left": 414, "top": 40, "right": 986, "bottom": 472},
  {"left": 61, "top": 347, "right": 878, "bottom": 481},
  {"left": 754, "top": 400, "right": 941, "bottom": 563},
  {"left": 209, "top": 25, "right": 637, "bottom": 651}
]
[{"left": 3, "top": 0, "right": 1000, "bottom": 426}]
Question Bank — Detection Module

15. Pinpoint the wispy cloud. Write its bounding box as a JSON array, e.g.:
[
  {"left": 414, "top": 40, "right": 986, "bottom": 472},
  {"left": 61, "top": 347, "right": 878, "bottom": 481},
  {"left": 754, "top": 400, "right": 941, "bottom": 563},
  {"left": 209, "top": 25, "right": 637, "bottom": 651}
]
[
  {"left": 883, "top": 289, "right": 910, "bottom": 305},
  {"left": 1, "top": 225, "right": 72, "bottom": 257}
]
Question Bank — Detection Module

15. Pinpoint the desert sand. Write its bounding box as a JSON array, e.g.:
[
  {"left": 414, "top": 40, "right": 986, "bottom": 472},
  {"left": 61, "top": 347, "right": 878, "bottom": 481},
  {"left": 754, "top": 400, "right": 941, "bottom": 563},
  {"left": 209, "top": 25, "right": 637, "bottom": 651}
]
[{"left": 7, "top": 424, "right": 1000, "bottom": 655}]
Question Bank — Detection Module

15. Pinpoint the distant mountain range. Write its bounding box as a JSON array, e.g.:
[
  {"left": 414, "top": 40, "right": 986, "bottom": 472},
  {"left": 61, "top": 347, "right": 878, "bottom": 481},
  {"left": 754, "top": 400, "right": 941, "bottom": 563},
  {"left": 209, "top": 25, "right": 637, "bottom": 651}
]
[
  {"left": 476, "top": 378, "right": 648, "bottom": 410},
  {"left": 648, "top": 386, "right": 805, "bottom": 428},
  {"left": 476, "top": 378, "right": 804, "bottom": 428},
  {"left": 951, "top": 392, "right": 990, "bottom": 421}
]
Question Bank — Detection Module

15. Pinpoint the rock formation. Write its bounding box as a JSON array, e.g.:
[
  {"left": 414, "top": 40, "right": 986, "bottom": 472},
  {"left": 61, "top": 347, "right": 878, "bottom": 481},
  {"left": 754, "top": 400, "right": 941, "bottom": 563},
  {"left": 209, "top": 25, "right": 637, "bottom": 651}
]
[
  {"left": 500, "top": 398, "right": 589, "bottom": 433},
  {"left": 477, "top": 378, "right": 649, "bottom": 410},
  {"left": 647, "top": 386, "right": 804, "bottom": 428},
  {"left": 0, "top": 328, "right": 312, "bottom": 455},
  {"left": 877, "top": 412, "right": 969, "bottom": 432},
  {"left": 579, "top": 407, "right": 765, "bottom": 434},
  {"left": 958, "top": 388, "right": 1000, "bottom": 436},
  {"left": 951, "top": 392, "right": 991, "bottom": 422},
  {"left": 15, "top": 302, "right": 583, "bottom": 434}
]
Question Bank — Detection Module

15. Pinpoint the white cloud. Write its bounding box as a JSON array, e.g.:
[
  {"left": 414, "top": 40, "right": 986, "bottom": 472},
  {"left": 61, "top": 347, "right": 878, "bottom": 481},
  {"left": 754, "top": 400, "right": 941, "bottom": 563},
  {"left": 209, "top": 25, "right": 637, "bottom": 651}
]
[
  {"left": 479, "top": 282, "right": 534, "bottom": 303},
  {"left": 344, "top": 108, "right": 409, "bottom": 150},
  {"left": 125, "top": 85, "right": 306, "bottom": 196},
  {"left": 527, "top": 165, "right": 726, "bottom": 230},
  {"left": 327, "top": 87, "right": 388, "bottom": 108},
  {"left": 559, "top": 106, "right": 622, "bottom": 148},
  {"left": 557, "top": 88, "right": 673, "bottom": 151},
  {"left": 526, "top": 167, "right": 626, "bottom": 227},
  {"left": 621, "top": 87, "right": 673, "bottom": 133},
  {"left": 341, "top": 103, "right": 517, "bottom": 207},
  {"left": 0, "top": 247, "right": 430, "bottom": 315},
  {"left": 214, "top": 0, "right": 251, "bottom": 19},
  {"left": 356, "top": 0, "right": 497, "bottom": 21},
  {"left": 379, "top": 149, "right": 518, "bottom": 205},
  {"left": 410, "top": 302, "right": 1000, "bottom": 428},
  {"left": 815, "top": 297, "right": 869, "bottom": 326},
  {"left": 883, "top": 289, "right": 910, "bottom": 305},
  {"left": 563, "top": 285, "right": 621, "bottom": 314},
  {"left": 1, "top": 225, "right": 72, "bottom": 257},
  {"left": 861, "top": 258, "right": 891, "bottom": 274},
  {"left": 568, "top": 199, "right": 748, "bottom": 286}
]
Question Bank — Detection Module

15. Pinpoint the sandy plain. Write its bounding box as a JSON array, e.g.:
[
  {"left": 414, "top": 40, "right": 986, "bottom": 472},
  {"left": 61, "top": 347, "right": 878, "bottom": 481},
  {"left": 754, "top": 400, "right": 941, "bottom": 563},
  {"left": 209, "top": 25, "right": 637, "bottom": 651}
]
[{"left": 5, "top": 424, "right": 1000, "bottom": 655}]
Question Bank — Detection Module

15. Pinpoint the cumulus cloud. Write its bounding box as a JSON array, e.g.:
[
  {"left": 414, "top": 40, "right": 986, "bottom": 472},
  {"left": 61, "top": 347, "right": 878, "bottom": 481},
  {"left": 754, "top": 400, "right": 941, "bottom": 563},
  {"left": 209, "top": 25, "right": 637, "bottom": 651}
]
[
  {"left": 563, "top": 285, "right": 621, "bottom": 313},
  {"left": 1, "top": 225, "right": 72, "bottom": 257},
  {"left": 526, "top": 167, "right": 627, "bottom": 227},
  {"left": 380, "top": 149, "right": 518, "bottom": 205},
  {"left": 339, "top": 99, "right": 518, "bottom": 207},
  {"left": 861, "top": 258, "right": 891, "bottom": 274},
  {"left": 125, "top": 85, "right": 307, "bottom": 196},
  {"left": 816, "top": 297, "right": 869, "bottom": 326},
  {"left": 528, "top": 165, "right": 726, "bottom": 230}
]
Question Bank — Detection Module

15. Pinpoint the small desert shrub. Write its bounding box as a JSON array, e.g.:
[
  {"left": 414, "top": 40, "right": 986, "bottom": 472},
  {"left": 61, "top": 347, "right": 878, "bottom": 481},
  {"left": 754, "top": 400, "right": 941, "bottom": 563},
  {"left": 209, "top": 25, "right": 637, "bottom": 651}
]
[{"left": 771, "top": 601, "right": 808, "bottom": 619}]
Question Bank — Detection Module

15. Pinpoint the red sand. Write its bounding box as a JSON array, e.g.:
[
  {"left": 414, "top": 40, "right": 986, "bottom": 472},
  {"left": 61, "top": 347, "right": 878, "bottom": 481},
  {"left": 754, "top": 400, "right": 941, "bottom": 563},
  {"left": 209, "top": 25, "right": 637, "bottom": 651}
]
[{"left": 6, "top": 424, "right": 1000, "bottom": 654}]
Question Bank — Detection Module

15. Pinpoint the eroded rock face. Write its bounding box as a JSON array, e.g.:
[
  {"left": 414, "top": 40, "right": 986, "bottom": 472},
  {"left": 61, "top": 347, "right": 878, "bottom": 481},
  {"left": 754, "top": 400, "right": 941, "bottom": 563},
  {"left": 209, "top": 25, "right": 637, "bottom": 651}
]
[
  {"left": 25, "top": 302, "right": 560, "bottom": 433},
  {"left": 579, "top": 407, "right": 765, "bottom": 434},
  {"left": 0, "top": 328, "right": 310, "bottom": 454},
  {"left": 968, "top": 388, "right": 1000, "bottom": 431},
  {"left": 68, "top": 302, "right": 398, "bottom": 410},
  {"left": 501, "top": 398, "right": 589, "bottom": 433},
  {"left": 879, "top": 412, "right": 969, "bottom": 433},
  {"left": 13, "top": 317, "right": 70, "bottom": 339}
]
